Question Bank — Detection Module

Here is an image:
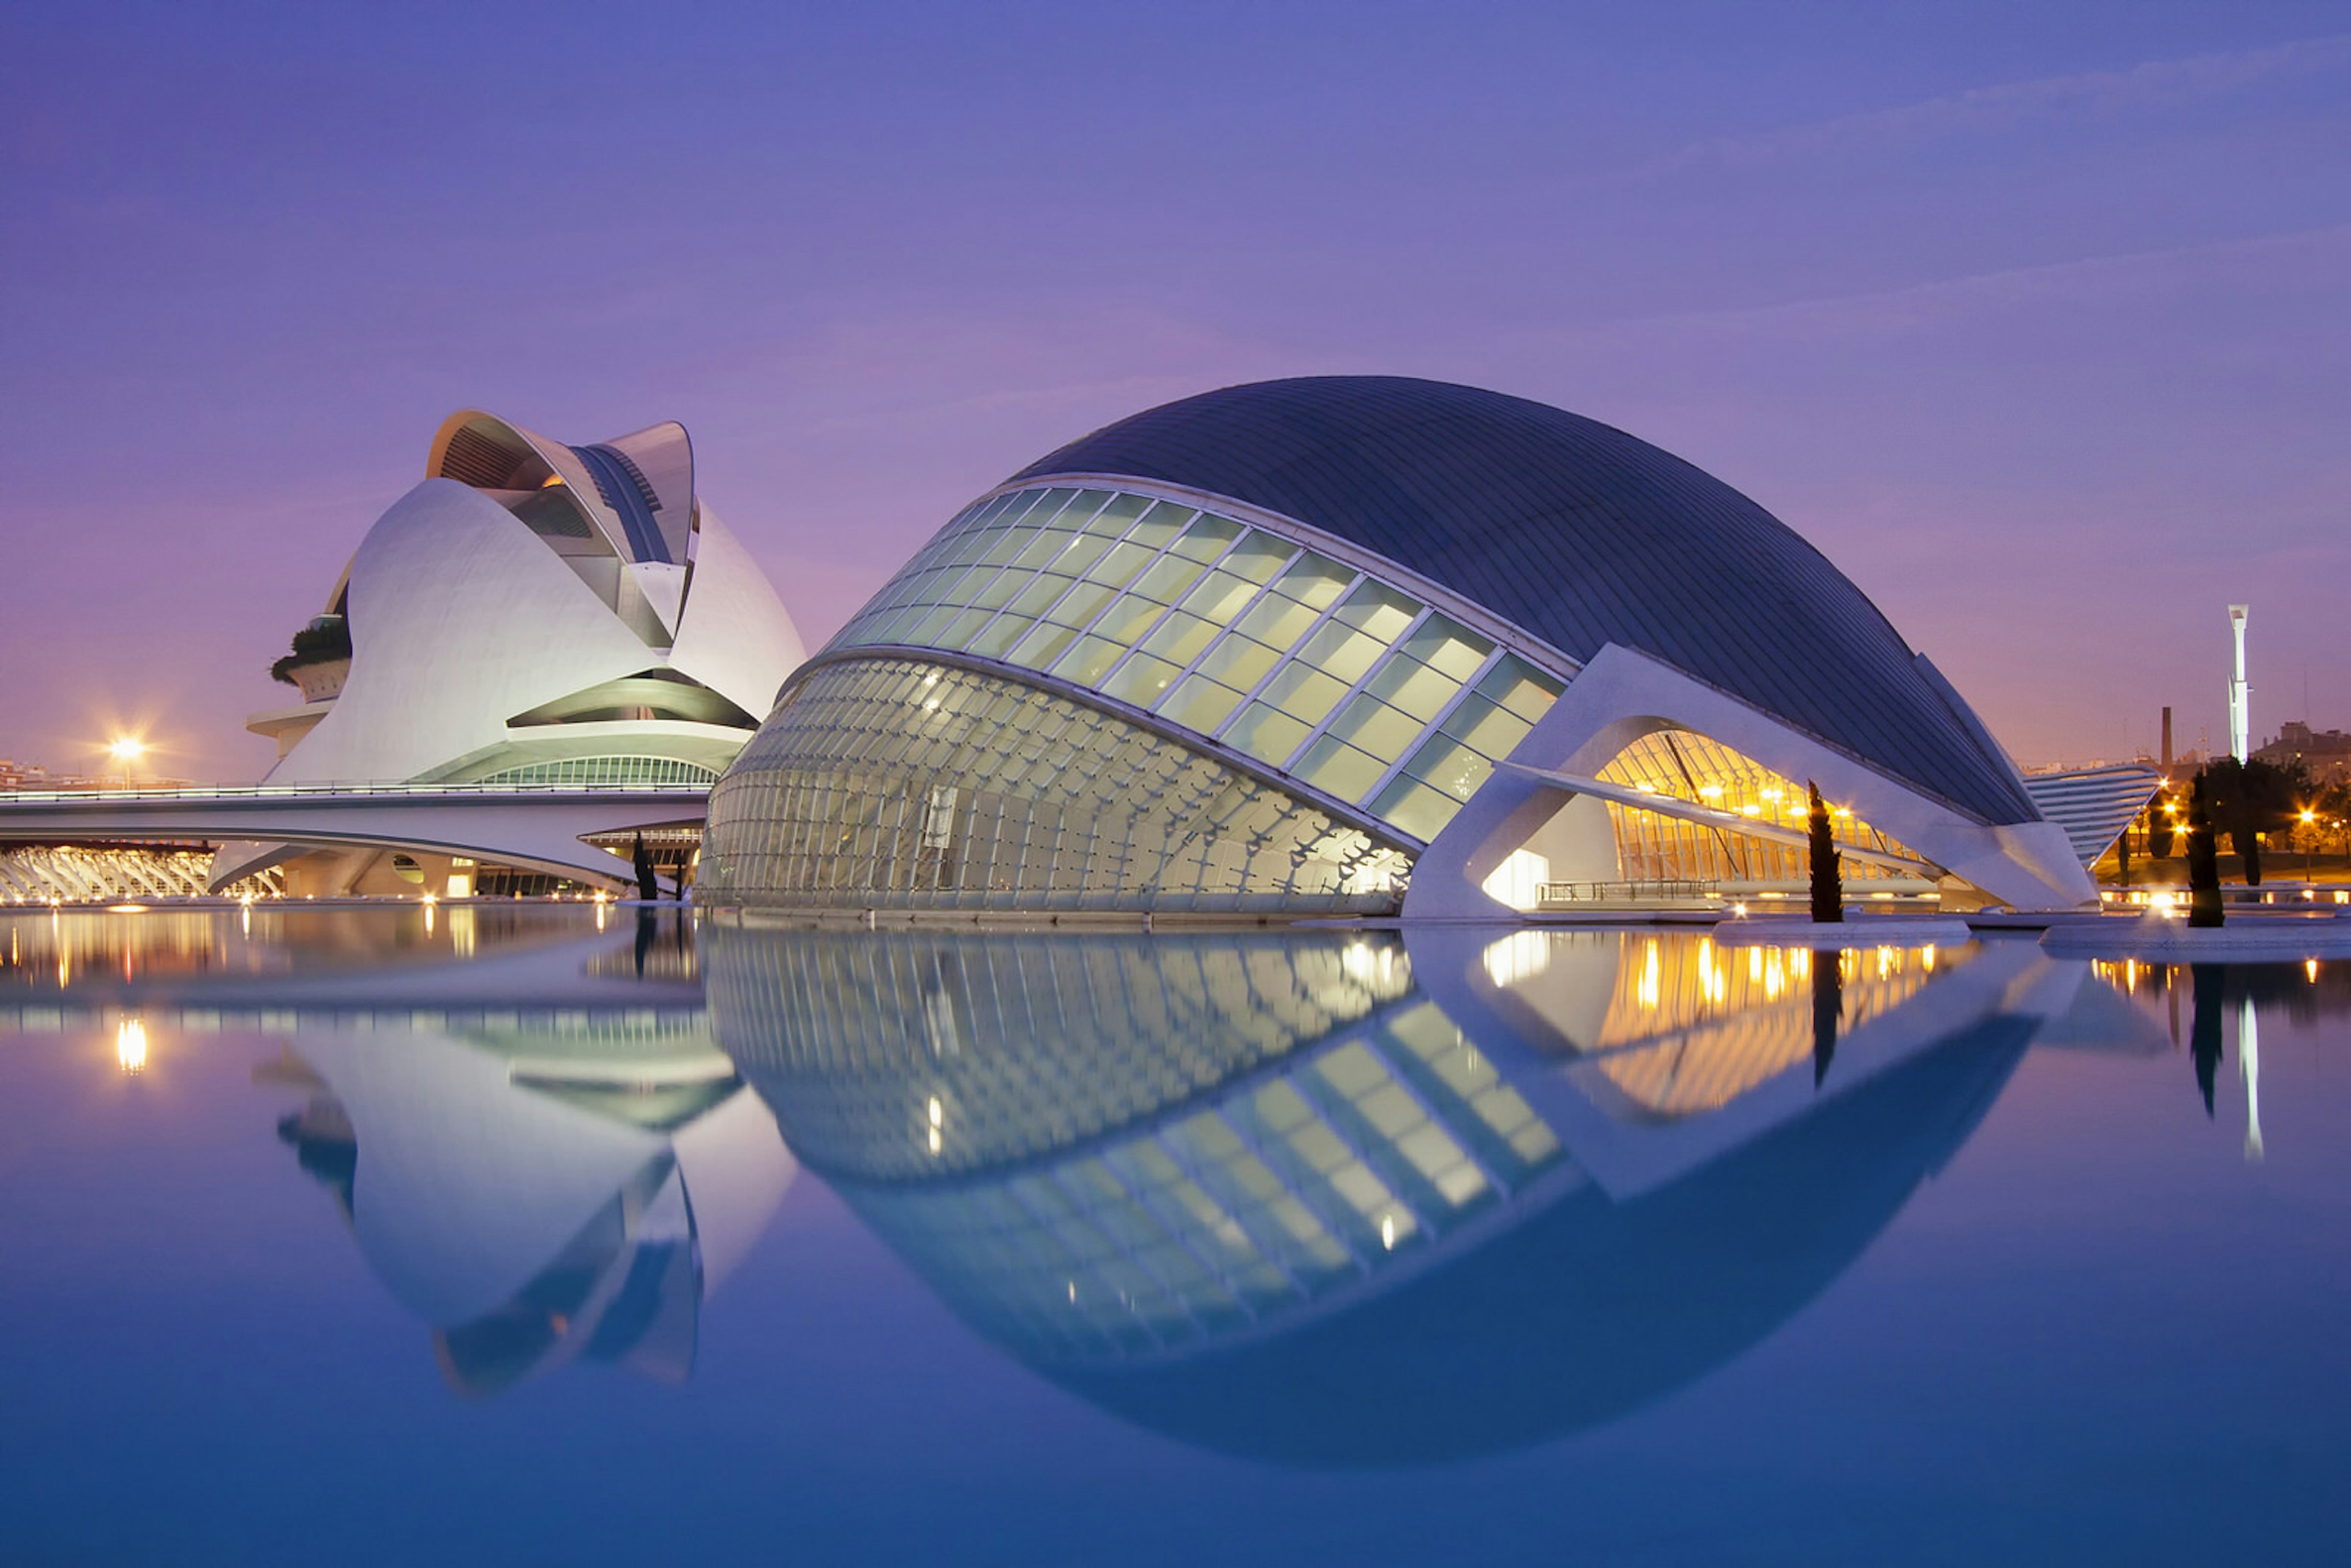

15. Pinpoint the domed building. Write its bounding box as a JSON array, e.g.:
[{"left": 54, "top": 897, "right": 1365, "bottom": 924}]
[
  {"left": 702, "top": 377, "right": 2098, "bottom": 917},
  {"left": 230, "top": 410, "right": 806, "bottom": 895}
]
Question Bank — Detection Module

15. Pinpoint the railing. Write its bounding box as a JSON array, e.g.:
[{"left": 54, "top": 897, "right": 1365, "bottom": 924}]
[
  {"left": 1539, "top": 879, "right": 1720, "bottom": 907},
  {"left": 0, "top": 781, "right": 712, "bottom": 803}
]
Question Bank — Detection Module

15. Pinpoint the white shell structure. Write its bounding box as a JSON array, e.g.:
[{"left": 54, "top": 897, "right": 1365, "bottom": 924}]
[{"left": 252, "top": 411, "right": 804, "bottom": 788}]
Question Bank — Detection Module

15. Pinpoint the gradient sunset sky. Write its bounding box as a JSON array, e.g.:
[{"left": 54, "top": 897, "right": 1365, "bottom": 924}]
[{"left": 3, "top": 1, "right": 2345, "bottom": 781}]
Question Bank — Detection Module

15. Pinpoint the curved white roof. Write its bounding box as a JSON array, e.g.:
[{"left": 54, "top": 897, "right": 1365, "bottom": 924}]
[{"left": 264, "top": 411, "right": 804, "bottom": 784}]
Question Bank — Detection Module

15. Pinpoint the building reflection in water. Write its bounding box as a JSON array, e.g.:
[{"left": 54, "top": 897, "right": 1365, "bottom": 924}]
[
  {"left": 257, "top": 915, "right": 786, "bottom": 1397},
  {"left": 14, "top": 902, "right": 2334, "bottom": 1433},
  {"left": 0, "top": 906, "right": 784, "bottom": 1399},
  {"left": 0, "top": 902, "right": 686, "bottom": 999},
  {"left": 2087, "top": 956, "right": 2351, "bottom": 1158},
  {"left": 702, "top": 923, "right": 2099, "bottom": 1465}
]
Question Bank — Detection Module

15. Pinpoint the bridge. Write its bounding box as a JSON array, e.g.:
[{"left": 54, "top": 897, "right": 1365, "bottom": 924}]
[{"left": 0, "top": 781, "right": 710, "bottom": 893}]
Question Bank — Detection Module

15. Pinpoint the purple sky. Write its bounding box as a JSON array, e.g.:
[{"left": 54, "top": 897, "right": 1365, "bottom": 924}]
[{"left": 3, "top": 1, "right": 2345, "bottom": 781}]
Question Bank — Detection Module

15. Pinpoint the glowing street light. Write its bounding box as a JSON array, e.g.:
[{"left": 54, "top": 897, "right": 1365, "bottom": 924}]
[{"left": 106, "top": 735, "right": 146, "bottom": 786}]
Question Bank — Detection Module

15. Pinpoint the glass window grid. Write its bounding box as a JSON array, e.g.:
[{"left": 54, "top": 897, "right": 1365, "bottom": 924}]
[
  {"left": 828, "top": 486, "right": 1570, "bottom": 843},
  {"left": 701, "top": 657, "right": 1408, "bottom": 912},
  {"left": 474, "top": 755, "right": 719, "bottom": 786},
  {"left": 1594, "top": 729, "right": 1931, "bottom": 887},
  {"left": 915, "top": 495, "right": 1187, "bottom": 660}
]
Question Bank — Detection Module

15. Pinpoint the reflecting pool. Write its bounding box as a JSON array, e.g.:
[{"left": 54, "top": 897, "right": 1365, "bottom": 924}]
[{"left": 3, "top": 907, "right": 2349, "bottom": 1563}]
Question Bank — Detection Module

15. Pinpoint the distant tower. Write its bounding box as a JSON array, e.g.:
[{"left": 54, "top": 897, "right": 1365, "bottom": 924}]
[
  {"left": 2161, "top": 706, "right": 2173, "bottom": 769},
  {"left": 2227, "top": 604, "right": 2251, "bottom": 763}
]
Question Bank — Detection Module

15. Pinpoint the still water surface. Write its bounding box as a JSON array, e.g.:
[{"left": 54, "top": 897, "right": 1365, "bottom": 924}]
[{"left": 2, "top": 907, "right": 2346, "bottom": 1564}]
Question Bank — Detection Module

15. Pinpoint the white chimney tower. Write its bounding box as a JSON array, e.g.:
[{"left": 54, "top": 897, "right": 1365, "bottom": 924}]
[{"left": 2227, "top": 604, "right": 2251, "bottom": 763}]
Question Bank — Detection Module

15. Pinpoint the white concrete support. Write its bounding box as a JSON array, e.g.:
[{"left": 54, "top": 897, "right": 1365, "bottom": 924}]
[{"left": 1403, "top": 643, "right": 2096, "bottom": 920}]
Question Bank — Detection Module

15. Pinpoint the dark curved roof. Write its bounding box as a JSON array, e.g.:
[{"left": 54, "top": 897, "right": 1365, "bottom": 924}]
[{"left": 1011, "top": 377, "right": 2033, "bottom": 825}]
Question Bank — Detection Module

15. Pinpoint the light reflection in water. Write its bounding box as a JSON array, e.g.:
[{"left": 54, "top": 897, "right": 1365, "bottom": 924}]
[
  {"left": 114, "top": 1017, "right": 146, "bottom": 1073},
  {"left": 13, "top": 904, "right": 2351, "bottom": 1460},
  {"left": 4, "top": 906, "right": 748, "bottom": 1398},
  {"left": 696, "top": 921, "right": 2101, "bottom": 1463}
]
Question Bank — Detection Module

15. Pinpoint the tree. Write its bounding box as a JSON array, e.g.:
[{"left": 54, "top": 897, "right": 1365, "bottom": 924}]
[
  {"left": 2317, "top": 779, "right": 2351, "bottom": 867},
  {"left": 2148, "top": 792, "right": 2177, "bottom": 858},
  {"left": 269, "top": 615, "right": 352, "bottom": 686},
  {"left": 2186, "top": 774, "right": 2224, "bottom": 928},
  {"left": 1807, "top": 781, "right": 1842, "bottom": 924},
  {"left": 632, "top": 832, "right": 659, "bottom": 902},
  {"left": 2197, "top": 757, "right": 2308, "bottom": 888}
]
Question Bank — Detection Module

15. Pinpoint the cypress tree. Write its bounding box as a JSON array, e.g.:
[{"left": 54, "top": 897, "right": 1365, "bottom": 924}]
[
  {"left": 632, "top": 832, "right": 659, "bottom": 902},
  {"left": 2186, "top": 775, "right": 2224, "bottom": 928},
  {"left": 1807, "top": 781, "right": 1842, "bottom": 924}
]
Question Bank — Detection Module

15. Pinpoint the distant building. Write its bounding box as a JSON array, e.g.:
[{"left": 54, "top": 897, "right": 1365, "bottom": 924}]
[
  {"left": 2255, "top": 721, "right": 2351, "bottom": 781},
  {"left": 0, "top": 757, "right": 189, "bottom": 792}
]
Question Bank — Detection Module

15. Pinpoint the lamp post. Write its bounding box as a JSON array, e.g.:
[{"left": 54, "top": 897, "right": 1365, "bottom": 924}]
[{"left": 106, "top": 737, "right": 145, "bottom": 788}]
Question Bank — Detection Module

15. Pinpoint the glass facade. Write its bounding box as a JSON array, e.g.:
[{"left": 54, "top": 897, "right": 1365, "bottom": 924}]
[
  {"left": 701, "top": 659, "right": 1414, "bottom": 913},
  {"left": 475, "top": 756, "right": 719, "bottom": 787},
  {"left": 1595, "top": 729, "right": 1935, "bottom": 888},
  {"left": 0, "top": 846, "right": 285, "bottom": 904},
  {"left": 825, "top": 485, "right": 1566, "bottom": 845}
]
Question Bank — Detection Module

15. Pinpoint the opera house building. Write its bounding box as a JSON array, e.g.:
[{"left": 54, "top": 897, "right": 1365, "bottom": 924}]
[
  {"left": 702, "top": 377, "right": 2104, "bottom": 920},
  {"left": 223, "top": 410, "right": 807, "bottom": 895}
]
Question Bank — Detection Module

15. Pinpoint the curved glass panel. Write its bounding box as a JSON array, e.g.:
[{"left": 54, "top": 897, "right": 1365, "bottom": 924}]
[
  {"left": 474, "top": 756, "right": 719, "bottom": 787},
  {"left": 1595, "top": 729, "right": 1936, "bottom": 893},
  {"left": 827, "top": 486, "right": 1567, "bottom": 842},
  {"left": 702, "top": 658, "right": 1414, "bottom": 913}
]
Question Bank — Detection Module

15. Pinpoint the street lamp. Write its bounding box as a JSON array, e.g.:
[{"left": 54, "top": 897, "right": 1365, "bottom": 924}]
[{"left": 107, "top": 736, "right": 145, "bottom": 787}]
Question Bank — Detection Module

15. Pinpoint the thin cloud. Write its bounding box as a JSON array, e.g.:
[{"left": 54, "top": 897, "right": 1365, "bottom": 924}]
[
  {"left": 1545, "top": 220, "right": 2351, "bottom": 344},
  {"left": 1618, "top": 32, "right": 2351, "bottom": 182}
]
